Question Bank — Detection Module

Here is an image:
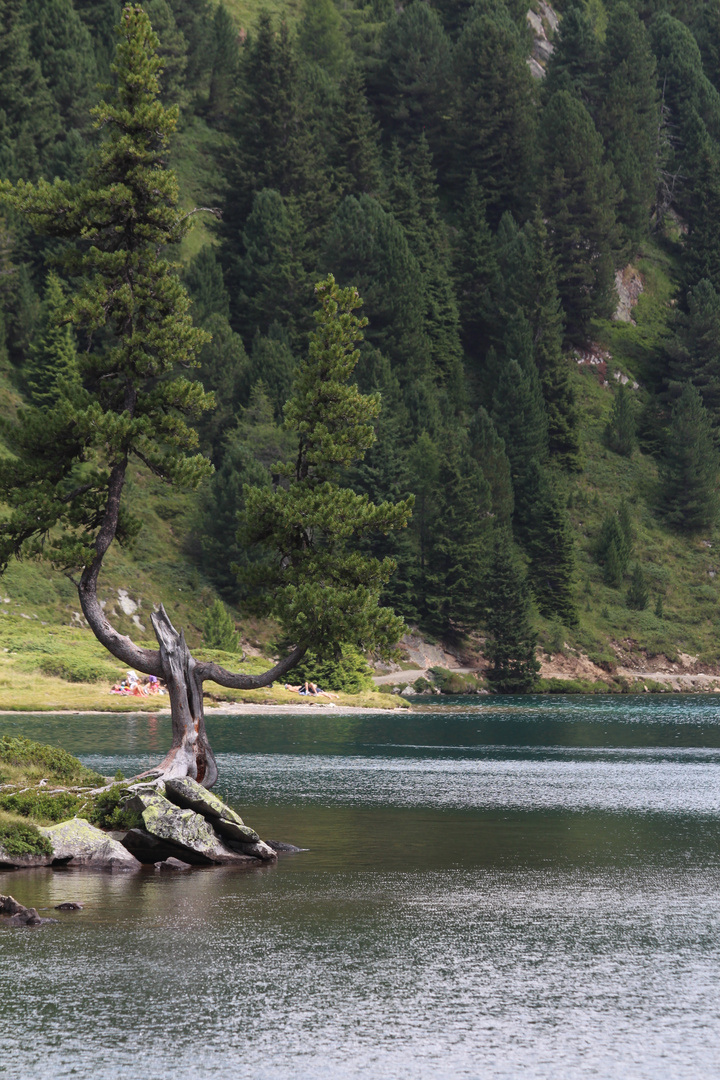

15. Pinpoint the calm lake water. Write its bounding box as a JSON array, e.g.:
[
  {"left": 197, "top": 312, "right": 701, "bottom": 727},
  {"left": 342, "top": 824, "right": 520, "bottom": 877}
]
[{"left": 2, "top": 695, "right": 720, "bottom": 1079}]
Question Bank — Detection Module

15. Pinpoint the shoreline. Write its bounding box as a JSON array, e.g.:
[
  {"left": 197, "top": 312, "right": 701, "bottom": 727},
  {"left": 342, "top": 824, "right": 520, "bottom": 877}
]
[{"left": 0, "top": 702, "right": 412, "bottom": 717}]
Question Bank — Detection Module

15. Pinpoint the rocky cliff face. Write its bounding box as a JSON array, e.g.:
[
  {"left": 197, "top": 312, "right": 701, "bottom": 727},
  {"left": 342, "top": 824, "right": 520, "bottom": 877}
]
[{"left": 527, "top": 2, "right": 559, "bottom": 79}]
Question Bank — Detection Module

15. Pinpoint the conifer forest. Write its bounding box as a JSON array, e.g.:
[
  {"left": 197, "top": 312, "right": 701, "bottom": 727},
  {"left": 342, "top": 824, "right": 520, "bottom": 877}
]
[{"left": 3, "top": 0, "right": 720, "bottom": 691}]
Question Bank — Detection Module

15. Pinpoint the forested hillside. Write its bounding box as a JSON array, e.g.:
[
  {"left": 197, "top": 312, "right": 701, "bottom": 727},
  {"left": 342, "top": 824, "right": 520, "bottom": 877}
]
[{"left": 3, "top": 0, "right": 720, "bottom": 687}]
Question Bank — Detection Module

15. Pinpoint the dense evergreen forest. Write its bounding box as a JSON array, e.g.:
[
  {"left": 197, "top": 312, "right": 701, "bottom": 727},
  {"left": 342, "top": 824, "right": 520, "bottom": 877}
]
[{"left": 3, "top": 0, "right": 720, "bottom": 688}]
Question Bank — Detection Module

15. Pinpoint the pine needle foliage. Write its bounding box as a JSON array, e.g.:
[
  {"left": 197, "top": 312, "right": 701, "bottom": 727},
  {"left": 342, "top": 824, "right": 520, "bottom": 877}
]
[
  {"left": 0, "top": 5, "right": 213, "bottom": 575},
  {"left": 239, "top": 275, "right": 413, "bottom": 658},
  {"left": 203, "top": 599, "right": 239, "bottom": 652}
]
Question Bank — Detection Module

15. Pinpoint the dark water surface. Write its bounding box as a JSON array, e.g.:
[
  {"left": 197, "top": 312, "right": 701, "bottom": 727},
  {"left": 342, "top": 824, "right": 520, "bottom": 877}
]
[{"left": 1, "top": 696, "right": 720, "bottom": 1079}]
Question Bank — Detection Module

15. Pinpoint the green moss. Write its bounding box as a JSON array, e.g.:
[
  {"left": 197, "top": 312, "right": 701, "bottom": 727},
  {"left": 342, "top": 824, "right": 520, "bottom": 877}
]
[{"left": 0, "top": 810, "right": 52, "bottom": 856}]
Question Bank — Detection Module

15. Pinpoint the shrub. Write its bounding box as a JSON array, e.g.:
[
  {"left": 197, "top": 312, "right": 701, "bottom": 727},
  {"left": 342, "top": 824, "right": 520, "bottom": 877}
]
[
  {"left": 86, "top": 786, "right": 143, "bottom": 830},
  {"left": 0, "top": 736, "right": 105, "bottom": 786},
  {"left": 0, "top": 811, "right": 52, "bottom": 856},
  {"left": 0, "top": 790, "right": 83, "bottom": 823},
  {"left": 428, "top": 667, "right": 484, "bottom": 694}
]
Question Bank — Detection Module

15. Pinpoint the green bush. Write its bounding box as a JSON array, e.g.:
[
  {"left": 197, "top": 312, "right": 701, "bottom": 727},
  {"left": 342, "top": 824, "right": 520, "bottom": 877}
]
[
  {"left": 413, "top": 676, "right": 433, "bottom": 693},
  {"left": 0, "top": 812, "right": 52, "bottom": 856},
  {"left": 292, "top": 646, "right": 374, "bottom": 693},
  {"left": 428, "top": 667, "right": 485, "bottom": 694},
  {"left": 0, "top": 789, "right": 83, "bottom": 823},
  {"left": 87, "top": 785, "right": 143, "bottom": 830},
  {"left": 0, "top": 736, "right": 105, "bottom": 786}
]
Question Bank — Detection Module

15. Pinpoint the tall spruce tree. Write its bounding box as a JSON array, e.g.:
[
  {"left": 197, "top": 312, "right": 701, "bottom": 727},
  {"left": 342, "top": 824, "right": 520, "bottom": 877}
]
[
  {"left": 604, "top": 382, "right": 637, "bottom": 456},
  {"left": 541, "top": 90, "right": 622, "bottom": 342},
  {"left": 522, "top": 461, "right": 578, "bottom": 626},
  {"left": 366, "top": 1, "right": 454, "bottom": 162},
  {"left": 596, "top": 3, "right": 659, "bottom": 243},
  {"left": 525, "top": 208, "right": 581, "bottom": 470},
  {"left": 25, "top": 272, "right": 78, "bottom": 407},
  {"left": 671, "top": 278, "right": 720, "bottom": 426},
  {"left": 453, "top": 172, "right": 499, "bottom": 368},
  {"left": 660, "top": 382, "right": 720, "bottom": 533},
  {"left": 482, "top": 530, "right": 540, "bottom": 694},
  {"left": 451, "top": 3, "right": 538, "bottom": 220}
]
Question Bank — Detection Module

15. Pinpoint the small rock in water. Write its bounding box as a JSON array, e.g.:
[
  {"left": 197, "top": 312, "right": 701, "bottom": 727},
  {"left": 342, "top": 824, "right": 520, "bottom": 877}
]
[
  {"left": 1, "top": 894, "right": 57, "bottom": 927},
  {"left": 266, "top": 841, "right": 307, "bottom": 853},
  {"left": 54, "top": 902, "right": 84, "bottom": 911},
  {"left": 154, "top": 857, "right": 192, "bottom": 871}
]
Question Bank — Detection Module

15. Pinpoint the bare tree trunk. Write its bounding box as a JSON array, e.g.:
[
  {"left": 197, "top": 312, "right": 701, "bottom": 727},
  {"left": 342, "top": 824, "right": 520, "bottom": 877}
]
[{"left": 150, "top": 607, "right": 218, "bottom": 788}]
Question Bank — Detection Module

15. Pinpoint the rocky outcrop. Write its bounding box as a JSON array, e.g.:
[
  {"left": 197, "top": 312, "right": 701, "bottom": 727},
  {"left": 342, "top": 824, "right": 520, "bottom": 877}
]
[
  {"left": 527, "top": 2, "right": 558, "bottom": 79},
  {"left": 1, "top": 894, "right": 57, "bottom": 927},
  {"left": 39, "top": 819, "right": 141, "bottom": 870},
  {"left": 164, "top": 776, "right": 260, "bottom": 844},
  {"left": 0, "top": 847, "right": 55, "bottom": 870},
  {"left": 123, "top": 785, "right": 268, "bottom": 865}
]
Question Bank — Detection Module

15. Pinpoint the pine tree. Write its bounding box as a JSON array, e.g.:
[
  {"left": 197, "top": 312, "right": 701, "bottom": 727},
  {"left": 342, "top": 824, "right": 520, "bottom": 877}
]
[
  {"left": 469, "top": 407, "right": 514, "bottom": 527},
  {"left": 322, "top": 194, "right": 428, "bottom": 386},
  {"left": 208, "top": 4, "right": 239, "bottom": 123},
  {"left": 366, "top": 1, "right": 454, "bottom": 161},
  {"left": 451, "top": 4, "right": 538, "bottom": 220},
  {"left": 672, "top": 279, "right": 720, "bottom": 427},
  {"left": 145, "top": 0, "right": 188, "bottom": 107},
  {"left": 25, "top": 273, "right": 78, "bottom": 407},
  {"left": 423, "top": 438, "right": 492, "bottom": 638},
  {"left": 203, "top": 599, "right": 239, "bottom": 652},
  {"left": 330, "top": 68, "right": 385, "bottom": 199},
  {"left": 604, "top": 382, "right": 637, "bottom": 456},
  {"left": 482, "top": 530, "right": 540, "bottom": 694},
  {"left": 389, "top": 136, "right": 464, "bottom": 401},
  {"left": 298, "top": 0, "right": 350, "bottom": 78},
  {"left": 544, "top": 0, "right": 600, "bottom": 108},
  {"left": 27, "top": 0, "right": 98, "bottom": 133},
  {"left": 596, "top": 3, "right": 659, "bottom": 243},
  {"left": 220, "top": 14, "right": 330, "bottom": 275},
  {"left": 596, "top": 509, "right": 631, "bottom": 586},
  {"left": 626, "top": 564, "right": 649, "bottom": 611},
  {"left": 193, "top": 314, "right": 249, "bottom": 459},
  {"left": 541, "top": 90, "right": 622, "bottom": 342},
  {"left": 248, "top": 324, "right": 296, "bottom": 421},
  {"left": 522, "top": 461, "right": 578, "bottom": 625},
  {"left": 0, "top": 0, "right": 61, "bottom": 179},
  {"left": 603, "top": 537, "right": 624, "bottom": 588},
  {"left": 235, "top": 188, "right": 308, "bottom": 344},
  {"left": 660, "top": 382, "right": 720, "bottom": 533},
  {"left": 453, "top": 172, "right": 499, "bottom": 366},
  {"left": 238, "top": 275, "right": 413, "bottom": 656},
  {"left": 524, "top": 207, "right": 581, "bottom": 470},
  {"left": 184, "top": 246, "right": 230, "bottom": 326}
]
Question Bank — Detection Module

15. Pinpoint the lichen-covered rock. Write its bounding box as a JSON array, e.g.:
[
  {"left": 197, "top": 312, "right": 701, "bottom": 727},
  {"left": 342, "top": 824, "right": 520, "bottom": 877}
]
[
  {"left": 0, "top": 846, "right": 55, "bottom": 869},
  {"left": 39, "top": 819, "right": 141, "bottom": 870},
  {"left": 124, "top": 789, "right": 251, "bottom": 865},
  {"left": 121, "top": 827, "right": 209, "bottom": 865},
  {"left": 232, "top": 839, "right": 277, "bottom": 862},
  {"left": 164, "top": 776, "right": 259, "bottom": 843}
]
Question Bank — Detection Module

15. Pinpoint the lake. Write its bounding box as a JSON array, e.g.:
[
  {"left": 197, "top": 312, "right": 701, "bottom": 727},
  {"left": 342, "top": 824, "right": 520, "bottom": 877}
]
[{"left": 1, "top": 696, "right": 720, "bottom": 1079}]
